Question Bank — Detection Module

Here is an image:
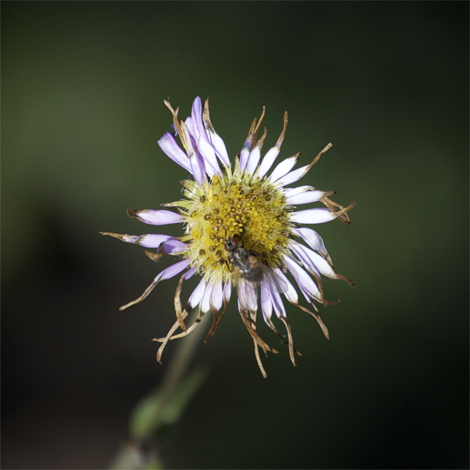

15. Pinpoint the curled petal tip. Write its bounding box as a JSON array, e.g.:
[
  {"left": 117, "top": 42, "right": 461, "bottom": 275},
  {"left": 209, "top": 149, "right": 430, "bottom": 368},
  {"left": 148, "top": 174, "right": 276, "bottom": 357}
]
[{"left": 126, "top": 208, "right": 137, "bottom": 218}]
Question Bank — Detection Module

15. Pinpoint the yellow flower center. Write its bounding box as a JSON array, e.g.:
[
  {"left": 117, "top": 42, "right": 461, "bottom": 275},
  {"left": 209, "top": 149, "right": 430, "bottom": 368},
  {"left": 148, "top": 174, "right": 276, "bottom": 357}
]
[{"left": 177, "top": 169, "right": 292, "bottom": 283}]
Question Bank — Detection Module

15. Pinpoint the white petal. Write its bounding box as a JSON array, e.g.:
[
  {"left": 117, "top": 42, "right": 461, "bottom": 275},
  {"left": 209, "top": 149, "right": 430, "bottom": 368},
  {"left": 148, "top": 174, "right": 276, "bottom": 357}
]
[
  {"left": 200, "top": 282, "right": 213, "bottom": 313},
  {"left": 130, "top": 209, "right": 184, "bottom": 226},
  {"left": 289, "top": 242, "right": 321, "bottom": 277},
  {"left": 256, "top": 147, "right": 280, "bottom": 179},
  {"left": 273, "top": 267, "right": 299, "bottom": 304},
  {"left": 223, "top": 280, "right": 232, "bottom": 303},
  {"left": 188, "top": 279, "right": 206, "bottom": 309},
  {"left": 283, "top": 185, "right": 316, "bottom": 197},
  {"left": 237, "top": 280, "right": 258, "bottom": 312},
  {"left": 291, "top": 227, "right": 331, "bottom": 263},
  {"left": 285, "top": 190, "right": 331, "bottom": 205},
  {"left": 157, "top": 132, "right": 192, "bottom": 173},
  {"left": 290, "top": 208, "right": 337, "bottom": 224},
  {"left": 244, "top": 146, "right": 261, "bottom": 175},
  {"left": 256, "top": 112, "right": 287, "bottom": 178},
  {"left": 210, "top": 279, "right": 223, "bottom": 312},
  {"left": 276, "top": 165, "right": 308, "bottom": 187},
  {"left": 239, "top": 140, "right": 252, "bottom": 174},
  {"left": 284, "top": 255, "right": 322, "bottom": 304},
  {"left": 291, "top": 241, "right": 341, "bottom": 280},
  {"left": 269, "top": 154, "right": 299, "bottom": 183}
]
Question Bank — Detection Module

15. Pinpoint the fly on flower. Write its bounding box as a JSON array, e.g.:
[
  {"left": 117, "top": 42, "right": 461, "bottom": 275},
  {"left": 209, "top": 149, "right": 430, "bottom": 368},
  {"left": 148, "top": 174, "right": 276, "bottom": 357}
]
[{"left": 101, "top": 97, "right": 355, "bottom": 378}]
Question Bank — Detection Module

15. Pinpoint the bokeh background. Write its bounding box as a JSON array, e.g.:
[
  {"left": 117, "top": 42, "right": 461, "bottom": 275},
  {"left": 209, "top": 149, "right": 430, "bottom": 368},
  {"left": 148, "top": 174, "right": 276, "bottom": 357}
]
[{"left": 2, "top": 2, "right": 468, "bottom": 469}]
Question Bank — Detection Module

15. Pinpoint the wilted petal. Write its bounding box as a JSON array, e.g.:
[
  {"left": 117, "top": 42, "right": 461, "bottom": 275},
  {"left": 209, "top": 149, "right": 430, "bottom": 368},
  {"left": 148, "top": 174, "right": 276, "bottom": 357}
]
[
  {"left": 256, "top": 111, "right": 288, "bottom": 178},
  {"left": 290, "top": 208, "right": 337, "bottom": 224},
  {"left": 100, "top": 232, "right": 174, "bottom": 248},
  {"left": 203, "top": 98, "right": 230, "bottom": 167}
]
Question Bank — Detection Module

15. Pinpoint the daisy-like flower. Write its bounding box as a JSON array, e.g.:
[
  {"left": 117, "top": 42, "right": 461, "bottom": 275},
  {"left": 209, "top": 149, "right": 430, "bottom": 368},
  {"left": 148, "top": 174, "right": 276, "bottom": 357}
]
[{"left": 102, "top": 97, "right": 355, "bottom": 378}]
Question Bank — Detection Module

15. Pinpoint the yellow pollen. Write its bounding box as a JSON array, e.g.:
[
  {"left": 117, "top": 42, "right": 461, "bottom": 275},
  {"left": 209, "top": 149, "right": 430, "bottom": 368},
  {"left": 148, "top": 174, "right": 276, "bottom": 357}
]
[{"left": 180, "top": 170, "right": 292, "bottom": 283}]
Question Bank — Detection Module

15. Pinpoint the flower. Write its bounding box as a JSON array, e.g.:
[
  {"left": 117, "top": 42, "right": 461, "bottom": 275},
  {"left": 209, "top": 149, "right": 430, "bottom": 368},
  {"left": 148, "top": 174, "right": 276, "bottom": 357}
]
[{"left": 101, "top": 97, "right": 355, "bottom": 378}]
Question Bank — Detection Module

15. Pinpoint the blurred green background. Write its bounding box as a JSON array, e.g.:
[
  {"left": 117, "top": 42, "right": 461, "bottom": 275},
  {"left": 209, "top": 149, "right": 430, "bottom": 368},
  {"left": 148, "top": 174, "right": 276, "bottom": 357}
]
[{"left": 2, "top": 2, "right": 468, "bottom": 469}]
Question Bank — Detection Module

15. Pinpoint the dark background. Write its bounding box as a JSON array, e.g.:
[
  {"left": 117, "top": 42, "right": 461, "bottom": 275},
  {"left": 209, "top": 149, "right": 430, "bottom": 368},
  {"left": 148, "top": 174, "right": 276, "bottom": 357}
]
[{"left": 2, "top": 2, "right": 468, "bottom": 469}]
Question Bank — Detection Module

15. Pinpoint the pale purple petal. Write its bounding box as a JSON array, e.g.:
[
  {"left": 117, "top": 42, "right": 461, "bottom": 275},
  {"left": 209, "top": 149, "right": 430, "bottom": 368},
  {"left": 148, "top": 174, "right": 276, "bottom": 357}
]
[
  {"left": 285, "top": 190, "right": 330, "bottom": 205},
  {"left": 289, "top": 241, "right": 321, "bottom": 277},
  {"left": 271, "top": 290, "right": 286, "bottom": 318},
  {"left": 157, "top": 132, "right": 192, "bottom": 173},
  {"left": 162, "top": 239, "right": 188, "bottom": 254},
  {"left": 184, "top": 266, "right": 198, "bottom": 279},
  {"left": 190, "top": 97, "right": 222, "bottom": 177},
  {"left": 276, "top": 165, "right": 308, "bottom": 187},
  {"left": 131, "top": 210, "right": 184, "bottom": 226},
  {"left": 256, "top": 114, "right": 287, "bottom": 178},
  {"left": 290, "top": 208, "right": 338, "bottom": 224},
  {"left": 209, "top": 132, "right": 230, "bottom": 168},
  {"left": 284, "top": 255, "right": 322, "bottom": 304},
  {"left": 156, "top": 258, "right": 190, "bottom": 282},
  {"left": 291, "top": 227, "right": 331, "bottom": 262},
  {"left": 202, "top": 102, "right": 230, "bottom": 167},
  {"left": 260, "top": 281, "right": 273, "bottom": 321},
  {"left": 291, "top": 241, "right": 337, "bottom": 279},
  {"left": 183, "top": 116, "right": 206, "bottom": 185},
  {"left": 269, "top": 155, "right": 299, "bottom": 183}
]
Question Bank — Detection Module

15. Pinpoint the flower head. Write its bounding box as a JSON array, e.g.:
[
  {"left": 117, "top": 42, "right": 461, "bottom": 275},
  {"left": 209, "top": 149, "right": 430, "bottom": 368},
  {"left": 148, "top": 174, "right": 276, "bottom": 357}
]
[{"left": 102, "top": 97, "right": 355, "bottom": 377}]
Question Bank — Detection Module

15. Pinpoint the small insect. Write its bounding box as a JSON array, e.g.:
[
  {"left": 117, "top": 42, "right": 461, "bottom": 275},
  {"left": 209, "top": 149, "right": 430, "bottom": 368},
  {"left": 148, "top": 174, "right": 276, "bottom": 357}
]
[{"left": 220, "top": 224, "right": 287, "bottom": 293}]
